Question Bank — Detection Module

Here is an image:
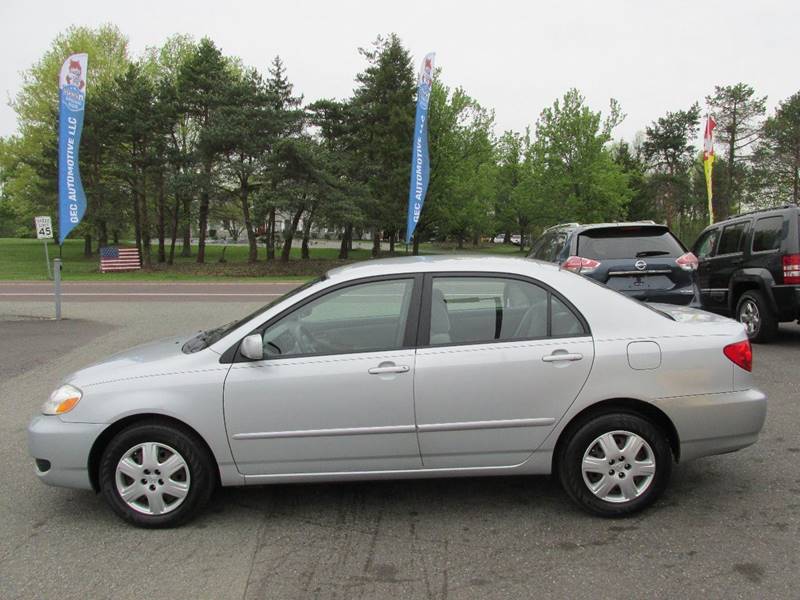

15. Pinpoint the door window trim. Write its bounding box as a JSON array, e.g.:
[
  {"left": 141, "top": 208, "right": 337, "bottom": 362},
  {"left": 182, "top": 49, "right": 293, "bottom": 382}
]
[
  {"left": 417, "top": 271, "right": 590, "bottom": 349},
  {"left": 221, "top": 274, "right": 424, "bottom": 363}
]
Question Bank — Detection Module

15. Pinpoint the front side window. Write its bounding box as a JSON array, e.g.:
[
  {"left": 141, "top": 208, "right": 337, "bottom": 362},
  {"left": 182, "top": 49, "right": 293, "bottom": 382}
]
[
  {"left": 530, "top": 231, "right": 568, "bottom": 262},
  {"left": 717, "top": 222, "right": 748, "bottom": 255},
  {"left": 529, "top": 233, "right": 554, "bottom": 261},
  {"left": 259, "top": 279, "right": 414, "bottom": 358},
  {"left": 694, "top": 229, "right": 719, "bottom": 259},
  {"left": 752, "top": 216, "right": 786, "bottom": 252},
  {"left": 428, "top": 276, "right": 585, "bottom": 346}
]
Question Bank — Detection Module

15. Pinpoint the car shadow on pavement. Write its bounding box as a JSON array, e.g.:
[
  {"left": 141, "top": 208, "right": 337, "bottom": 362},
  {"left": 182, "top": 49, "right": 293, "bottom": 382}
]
[{"left": 768, "top": 322, "right": 800, "bottom": 348}]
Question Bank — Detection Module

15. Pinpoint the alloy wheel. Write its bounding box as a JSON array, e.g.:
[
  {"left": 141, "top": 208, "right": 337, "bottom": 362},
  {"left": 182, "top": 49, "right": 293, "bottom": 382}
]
[
  {"left": 581, "top": 430, "right": 656, "bottom": 503},
  {"left": 114, "top": 442, "right": 191, "bottom": 515},
  {"left": 739, "top": 300, "right": 760, "bottom": 336}
]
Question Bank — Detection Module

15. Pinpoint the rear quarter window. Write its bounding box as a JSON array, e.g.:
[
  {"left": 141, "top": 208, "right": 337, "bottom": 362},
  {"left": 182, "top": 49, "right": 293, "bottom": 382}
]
[
  {"left": 751, "top": 215, "right": 786, "bottom": 252},
  {"left": 577, "top": 227, "right": 684, "bottom": 260}
]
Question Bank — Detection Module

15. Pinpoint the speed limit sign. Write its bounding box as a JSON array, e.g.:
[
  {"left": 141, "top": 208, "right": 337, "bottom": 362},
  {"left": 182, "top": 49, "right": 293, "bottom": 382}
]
[{"left": 35, "top": 216, "right": 53, "bottom": 240}]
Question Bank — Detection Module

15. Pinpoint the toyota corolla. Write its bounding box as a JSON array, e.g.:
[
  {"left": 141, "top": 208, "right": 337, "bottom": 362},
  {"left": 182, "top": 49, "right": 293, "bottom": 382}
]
[{"left": 28, "top": 256, "right": 767, "bottom": 527}]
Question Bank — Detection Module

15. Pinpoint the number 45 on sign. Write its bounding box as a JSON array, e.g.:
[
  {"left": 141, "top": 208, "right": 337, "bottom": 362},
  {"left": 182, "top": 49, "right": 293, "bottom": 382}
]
[
  {"left": 34, "top": 216, "right": 53, "bottom": 278},
  {"left": 35, "top": 216, "right": 53, "bottom": 239}
]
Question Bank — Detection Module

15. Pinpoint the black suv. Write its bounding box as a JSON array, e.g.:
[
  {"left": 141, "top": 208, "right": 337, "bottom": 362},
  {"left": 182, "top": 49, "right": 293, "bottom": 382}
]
[
  {"left": 528, "top": 222, "right": 697, "bottom": 305},
  {"left": 692, "top": 204, "right": 800, "bottom": 342}
]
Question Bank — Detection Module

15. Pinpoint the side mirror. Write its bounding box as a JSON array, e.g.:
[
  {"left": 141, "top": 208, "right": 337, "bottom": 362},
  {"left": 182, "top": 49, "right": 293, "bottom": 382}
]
[{"left": 240, "top": 334, "right": 264, "bottom": 361}]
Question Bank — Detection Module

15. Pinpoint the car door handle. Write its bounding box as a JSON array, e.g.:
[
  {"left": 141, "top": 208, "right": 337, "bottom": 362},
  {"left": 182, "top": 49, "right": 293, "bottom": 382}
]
[
  {"left": 542, "top": 352, "right": 583, "bottom": 363},
  {"left": 368, "top": 365, "right": 410, "bottom": 375}
]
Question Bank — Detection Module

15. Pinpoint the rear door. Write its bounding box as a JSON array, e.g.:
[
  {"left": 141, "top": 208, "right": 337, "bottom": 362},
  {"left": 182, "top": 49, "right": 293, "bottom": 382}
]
[
  {"left": 575, "top": 226, "right": 691, "bottom": 300},
  {"left": 413, "top": 274, "right": 594, "bottom": 469}
]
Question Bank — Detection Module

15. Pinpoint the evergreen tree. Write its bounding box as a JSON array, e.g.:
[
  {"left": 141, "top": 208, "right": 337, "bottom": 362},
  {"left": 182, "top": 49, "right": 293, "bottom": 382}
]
[
  {"left": 351, "top": 34, "right": 415, "bottom": 255},
  {"left": 706, "top": 83, "right": 767, "bottom": 216}
]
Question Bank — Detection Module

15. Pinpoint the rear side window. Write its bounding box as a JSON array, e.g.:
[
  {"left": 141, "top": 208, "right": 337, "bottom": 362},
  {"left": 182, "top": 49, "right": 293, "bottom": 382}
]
[
  {"left": 577, "top": 227, "right": 684, "bottom": 260},
  {"left": 718, "top": 222, "right": 748, "bottom": 255},
  {"left": 428, "top": 276, "right": 586, "bottom": 346},
  {"left": 752, "top": 216, "right": 786, "bottom": 252}
]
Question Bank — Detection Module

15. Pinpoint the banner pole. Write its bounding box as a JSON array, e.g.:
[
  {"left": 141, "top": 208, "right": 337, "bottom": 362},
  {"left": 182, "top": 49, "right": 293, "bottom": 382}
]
[{"left": 53, "top": 258, "right": 62, "bottom": 320}]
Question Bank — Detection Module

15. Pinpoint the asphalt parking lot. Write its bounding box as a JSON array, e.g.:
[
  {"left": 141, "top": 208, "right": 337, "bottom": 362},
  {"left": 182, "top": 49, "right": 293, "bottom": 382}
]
[{"left": 1, "top": 291, "right": 799, "bottom": 599}]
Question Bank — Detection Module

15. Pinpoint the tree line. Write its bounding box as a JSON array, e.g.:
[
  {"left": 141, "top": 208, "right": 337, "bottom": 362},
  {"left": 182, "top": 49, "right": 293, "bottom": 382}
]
[{"left": 1, "top": 24, "right": 799, "bottom": 264}]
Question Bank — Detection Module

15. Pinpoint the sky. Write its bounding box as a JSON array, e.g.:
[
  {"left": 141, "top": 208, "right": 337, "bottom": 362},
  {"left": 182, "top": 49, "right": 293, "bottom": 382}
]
[{"left": 1, "top": 0, "right": 799, "bottom": 145}]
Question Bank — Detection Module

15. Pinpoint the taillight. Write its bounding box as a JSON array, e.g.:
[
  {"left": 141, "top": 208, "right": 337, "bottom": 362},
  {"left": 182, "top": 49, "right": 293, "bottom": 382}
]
[
  {"left": 723, "top": 339, "right": 753, "bottom": 372},
  {"left": 783, "top": 253, "right": 800, "bottom": 284},
  {"left": 562, "top": 256, "right": 601, "bottom": 273},
  {"left": 676, "top": 252, "right": 698, "bottom": 271}
]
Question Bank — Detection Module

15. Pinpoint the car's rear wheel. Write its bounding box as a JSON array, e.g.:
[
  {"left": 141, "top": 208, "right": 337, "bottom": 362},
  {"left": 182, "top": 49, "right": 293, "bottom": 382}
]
[
  {"left": 558, "top": 413, "right": 672, "bottom": 517},
  {"left": 736, "top": 290, "right": 778, "bottom": 343},
  {"left": 99, "top": 421, "right": 215, "bottom": 528}
]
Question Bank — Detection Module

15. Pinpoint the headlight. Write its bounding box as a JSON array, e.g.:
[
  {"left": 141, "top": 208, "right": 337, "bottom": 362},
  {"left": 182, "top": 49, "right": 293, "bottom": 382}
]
[{"left": 42, "top": 384, "right": 82, "bottom": 415}]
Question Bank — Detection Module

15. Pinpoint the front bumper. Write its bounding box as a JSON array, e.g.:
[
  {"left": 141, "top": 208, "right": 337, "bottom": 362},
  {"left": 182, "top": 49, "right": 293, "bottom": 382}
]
[
  {"left": 28, "top": 415, "right": 105, "bottom": 490},
  {"left": 653, "top": 388, "right": 767, "bottom": 461}
]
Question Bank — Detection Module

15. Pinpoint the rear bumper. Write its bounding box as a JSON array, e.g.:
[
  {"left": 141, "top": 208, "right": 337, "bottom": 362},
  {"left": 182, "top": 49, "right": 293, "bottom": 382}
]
[
  {"left": 27, "top": 415, "right": 104, "bottom": 490},
  {"left": 652, "top": 388, "right": 767, "bottom": 461},
  {"left": 772, "top": 285, "right": 800, "bottom": 321},
  {"left": 620, "top": 286, "right": 696, "bottom": 306}
]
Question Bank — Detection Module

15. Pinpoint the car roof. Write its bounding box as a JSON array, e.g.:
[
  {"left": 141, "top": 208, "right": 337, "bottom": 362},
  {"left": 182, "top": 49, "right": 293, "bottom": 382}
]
[
  {"left": 706, "top": 204, "right": 799, "bottom": 228},
  {"left": 545, "top": 221, "right": 663, "bottom": 234},
  {"left": 325, "top": 255, "right": 559, "bottom": 281}
]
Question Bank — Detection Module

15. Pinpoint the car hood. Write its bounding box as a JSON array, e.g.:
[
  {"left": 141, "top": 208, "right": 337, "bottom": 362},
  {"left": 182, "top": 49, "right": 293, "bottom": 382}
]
[{"left": 64, "top": 332, "right": 215, "bottom": 388}]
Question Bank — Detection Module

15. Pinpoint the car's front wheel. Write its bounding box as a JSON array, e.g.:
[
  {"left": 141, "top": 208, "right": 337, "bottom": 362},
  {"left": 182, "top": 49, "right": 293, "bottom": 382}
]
[
  {"left": 558, "top": 413, "right": 672, "bottom": 517},
  {"left": 99, "top": 421, "right": 216, "bottom": 528}
]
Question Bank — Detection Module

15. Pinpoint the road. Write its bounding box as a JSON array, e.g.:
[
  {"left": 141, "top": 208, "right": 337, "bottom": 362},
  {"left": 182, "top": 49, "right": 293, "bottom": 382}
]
[
  {"left": 0, "top": 291, "right": 799, "bottom": 599},
  {"left": 0, "top": 281, "right": 301, "bottom": 302}
]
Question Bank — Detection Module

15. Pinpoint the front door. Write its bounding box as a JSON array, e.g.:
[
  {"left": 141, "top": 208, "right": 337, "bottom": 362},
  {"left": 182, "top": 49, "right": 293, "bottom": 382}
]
[
  {"left": 223, "top": 277, "right": 423, "bottom": 476},
  {"left": 414, "top": 275, "right": 594, "bottom": 469},
  {"left": 707, "top": 220, "right": 750, "bottom": 310},
  {"left": 693, "top": 227, "right": 720, "bottom": 307}
]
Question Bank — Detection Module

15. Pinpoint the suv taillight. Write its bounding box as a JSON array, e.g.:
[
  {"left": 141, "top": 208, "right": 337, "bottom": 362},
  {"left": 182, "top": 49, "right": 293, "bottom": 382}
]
[
  {"left": 783, "top": 254, "right": 800, "bottom": 284},
  {"left": 676, "top": 252, "right": 698, "bottom": 271},
  {"left": 562, "top": 256, "right": 601, "bottom": 273},
  {"left": 723, "top": 339, "right": 753, "bottom": 372}
]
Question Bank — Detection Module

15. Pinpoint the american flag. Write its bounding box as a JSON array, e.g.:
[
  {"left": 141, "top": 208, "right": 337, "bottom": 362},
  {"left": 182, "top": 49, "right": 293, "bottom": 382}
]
[{"left": 100, "top": 246, "right": 141, "bottom": 272}]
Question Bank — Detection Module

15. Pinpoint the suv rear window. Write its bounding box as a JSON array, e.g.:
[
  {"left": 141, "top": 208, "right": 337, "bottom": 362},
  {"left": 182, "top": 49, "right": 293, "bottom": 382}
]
[
  {"left": 576, "top": 227, "right": 683, "bottom": 260},
  {"left": 752, "top": 216, "right": 785, "bottom": 252}
]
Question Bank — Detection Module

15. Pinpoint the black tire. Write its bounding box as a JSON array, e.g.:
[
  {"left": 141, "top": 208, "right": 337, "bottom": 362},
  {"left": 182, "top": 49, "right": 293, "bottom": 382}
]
[
  {"left": 736, "top": 290, "right": 778, "bottom": 343},
  {"left": 99, "top": 421, "right": 216, "bottom": 528},
  {"left": 557, "top": 413, "right": 672, "bottom": 517}
]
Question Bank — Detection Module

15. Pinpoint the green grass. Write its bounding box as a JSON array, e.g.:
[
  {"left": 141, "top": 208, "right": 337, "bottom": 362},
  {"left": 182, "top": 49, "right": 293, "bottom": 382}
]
[{"left": 0, "top": 238, "right": 528, "bottom": 281}]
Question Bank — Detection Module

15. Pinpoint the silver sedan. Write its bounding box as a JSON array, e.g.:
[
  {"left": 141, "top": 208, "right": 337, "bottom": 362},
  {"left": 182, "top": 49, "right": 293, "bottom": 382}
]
[{"left": 28, "top": 256, "right": 767, "bottom": 527}]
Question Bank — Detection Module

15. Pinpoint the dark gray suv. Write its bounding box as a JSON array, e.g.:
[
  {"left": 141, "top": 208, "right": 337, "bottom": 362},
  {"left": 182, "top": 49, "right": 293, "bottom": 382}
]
[
  {"left": 692, "top": 204, "right": 800, "bottom": 342},
  {"left": 528, "top": 222, "right": 698, "bottom": 305}
]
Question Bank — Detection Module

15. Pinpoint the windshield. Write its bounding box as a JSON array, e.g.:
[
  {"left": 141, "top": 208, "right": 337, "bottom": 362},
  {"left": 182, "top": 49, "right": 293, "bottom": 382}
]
[{"left": 181, "top": 276, "right": 325, "bottom": 353}]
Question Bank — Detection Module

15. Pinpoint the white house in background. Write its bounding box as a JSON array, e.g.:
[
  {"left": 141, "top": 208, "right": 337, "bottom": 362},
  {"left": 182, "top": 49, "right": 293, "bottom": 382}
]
[{"left": 205, "top": 212, "right": 341, "bottom": 242}]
